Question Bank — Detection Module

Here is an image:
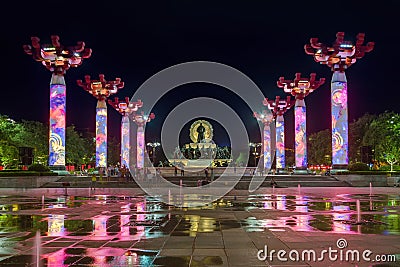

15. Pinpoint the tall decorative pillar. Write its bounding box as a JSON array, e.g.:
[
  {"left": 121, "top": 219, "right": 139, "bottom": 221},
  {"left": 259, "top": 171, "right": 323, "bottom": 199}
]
[
  {"left": 132, "top": 112, "right": 155, "bottom": 169},
  {"left": 23, "top": 35, "right": 91, "bottom": 166},
  {"left": 277, "top": 73, "right": 325, "bottom": 169},
  {"left": 77, "top": 74, "right": 124, "bottom": 168},
  {"left": 305, "top": 32, "right": 374, "bottom": 169},
  {"left": 108, "top": 97, "right": 143, "bottom": 168},
  {"left": 254, "top": 110, "right": 274, "bottom": 170},
  {"left": 264, "top": 96, "right": 293, "bottom": 170}
]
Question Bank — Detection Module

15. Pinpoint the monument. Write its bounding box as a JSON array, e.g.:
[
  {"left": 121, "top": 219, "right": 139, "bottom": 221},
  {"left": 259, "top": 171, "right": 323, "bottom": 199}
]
[{"left": 172, "top": 119, "right": 231, "bottom": 168}]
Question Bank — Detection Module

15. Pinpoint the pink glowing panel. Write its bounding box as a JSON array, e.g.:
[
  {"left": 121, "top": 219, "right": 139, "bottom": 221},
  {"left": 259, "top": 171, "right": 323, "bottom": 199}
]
[
  {"left": 295, "top": 106, "right": 307, "bottom": 168},
  {"left": 121, "top": 115, "right": 130, "bottom": 168},
  {"left": 49, "top": 83, "right": 66, "bottom": 166},
  {"left": 137, "top": 127, "right": 145, "bottom": 168}
]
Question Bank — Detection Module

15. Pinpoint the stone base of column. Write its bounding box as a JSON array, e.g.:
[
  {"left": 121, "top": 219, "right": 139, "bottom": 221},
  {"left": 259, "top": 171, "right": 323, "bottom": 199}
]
[
  {"left": 331, "top": 164, "right": 349, "bottom": 171},
  {"left": 292, "top": 167, "right": 309, "bottom": 175}
]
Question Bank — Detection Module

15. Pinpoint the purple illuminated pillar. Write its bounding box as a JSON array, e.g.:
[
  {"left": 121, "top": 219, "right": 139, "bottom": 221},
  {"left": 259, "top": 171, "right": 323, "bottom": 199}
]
[
  {"left": 96, "top": 100, "right": 107, "bottom": 168},
  {"left": 137, "top": 126, "right": 145, "bottom": 168},
  {"left": 49, "top": 74, "right": 66, "bottom": 166},
  {"left": 263, "top": 123, "right": 272, "bottom": 169},
  {"left": 331, "top": 71, "right": 348, "bottom": 168},
  {"left": 275, "top": 114, "right": 285, "bottom": 169},
  {"left": 121, "top": 115, "right": 130, "bottom": 168},
  {"left": 294, "top": 99, "right": 307, "bottom": 169}
]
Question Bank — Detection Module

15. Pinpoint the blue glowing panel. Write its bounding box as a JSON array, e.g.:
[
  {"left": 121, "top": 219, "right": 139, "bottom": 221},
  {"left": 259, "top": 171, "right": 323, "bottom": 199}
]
[
  {"left": 295, "top": 106, "right": 307, "bottom": 168},
  {"left": 276, "top": 117, "right": 285, "bottom": 169},
  {"left": 96, "top": 107, "right": 107, "bottom": 168},
  {"left": 331, "top": 80, "right": 348, "bottom": 166},
  {"left": 49, "top": 84, "right": 66, "bottom": 166}
]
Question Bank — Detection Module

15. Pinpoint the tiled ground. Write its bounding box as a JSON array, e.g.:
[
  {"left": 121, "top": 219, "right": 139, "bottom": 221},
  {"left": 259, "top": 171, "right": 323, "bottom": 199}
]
[{"left": 0, "top": 187, "right": 399, "bottom": 266}]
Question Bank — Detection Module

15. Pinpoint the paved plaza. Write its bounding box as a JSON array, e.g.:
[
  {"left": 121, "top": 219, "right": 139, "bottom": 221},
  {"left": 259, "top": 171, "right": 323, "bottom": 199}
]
[{"left": 0, "top": 186, "right": 399, "bottom": 267}]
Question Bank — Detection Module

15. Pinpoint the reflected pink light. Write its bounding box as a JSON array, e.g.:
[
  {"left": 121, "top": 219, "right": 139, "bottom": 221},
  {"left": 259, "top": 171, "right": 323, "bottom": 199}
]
[
  {"left": 276, "top": 195, "right": 287, "bottom": 210},
  {"left": 332, "top": 205, "right": 352, "bottom": 233},
  {"left": 45, "top": 248, "right": 65, "bottom": 267},
  {"left": 136, "top": 202, "right": 145, "bottom": 234},
  {"left": 47, "top": 215, "right": 65, "bottom": 236},
  {"left": 295, "top": 196, "right": 308, "bottom": 213},
  {"left": 93, "top": 215, "right": 108, "bottom": 237}
]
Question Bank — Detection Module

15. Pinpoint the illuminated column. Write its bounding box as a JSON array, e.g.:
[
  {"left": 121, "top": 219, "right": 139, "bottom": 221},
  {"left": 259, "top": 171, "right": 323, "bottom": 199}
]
[
  {"left": 331, "top": 71, "right": 348, "bottom": 166},
  {"left": 49, "top": 74, "right": 66, "bottom": 165},
  {"left": 305, "top": 32, "right": 374, "bottom": 169},
  {"left": 294, "top": 100, "right": 307, "bottom": 168},
  {"left": 132, "top": 112, "right": 155, "bottom": 169},
  {"left": 253, "top": 110, "right": 273, "bottom": 169},
  {"left": 275, "top": 114, "right": 285, "bottom": 169},
  {"left": 109, "top": 97, "right": 143, "bottom": 168},
  {"left": 277, "top": 73, "right": 325, "bottom": 169},
  {"left": 137, "top": 126, "right": 145, "bottom": 169},
  {"left": 96, "top": 100, "right": 107, "bottom": 168},
  {"left": 121, "top": 115, "right": 130, "bottom": 168},
  {"left": 263, "top": 124, "right": 272, "bottom": 169},
  {"left": 23, "top": 35, "right": 91, "bottom": 166},
  {"left": 264, "top": 96, "right": 293, "bottom": 170},
  {"left": 77, "top": 74, "right": 124, "bottom": 168}
]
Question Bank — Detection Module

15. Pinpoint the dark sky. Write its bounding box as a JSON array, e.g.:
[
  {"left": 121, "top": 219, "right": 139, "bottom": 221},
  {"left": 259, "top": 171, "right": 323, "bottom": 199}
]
[{"left": 1, "top": 0, "right": 399, "bottom": 148}]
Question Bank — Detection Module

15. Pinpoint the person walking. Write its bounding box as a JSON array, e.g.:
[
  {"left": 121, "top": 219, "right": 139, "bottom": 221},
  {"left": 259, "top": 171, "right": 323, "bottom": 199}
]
[
  {"left": 270, "top": 176, "right": 278, "bottom": 187},
  {"left": 91, "top": 174, "right": 97, "bottom": 190},
  {"left": 180, "top": 164, "right": 185, "bottom": 176}
]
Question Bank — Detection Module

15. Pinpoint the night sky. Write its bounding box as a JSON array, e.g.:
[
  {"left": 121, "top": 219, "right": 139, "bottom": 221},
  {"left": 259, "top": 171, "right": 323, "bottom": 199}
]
[{"left": 1, "top": 0, "right": 399, "bottom": 148}]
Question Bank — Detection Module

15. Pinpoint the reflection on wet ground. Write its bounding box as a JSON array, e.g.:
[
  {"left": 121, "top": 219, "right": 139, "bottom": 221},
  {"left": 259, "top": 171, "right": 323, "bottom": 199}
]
[{"left": 0, "top": 188, "right": 398, "bottom": 266}]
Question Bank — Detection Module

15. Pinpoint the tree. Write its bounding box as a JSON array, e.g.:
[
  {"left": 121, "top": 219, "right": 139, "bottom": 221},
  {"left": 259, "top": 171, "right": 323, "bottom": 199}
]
[
  {"left": 363, "top": 111, "right": 400, "bottom": 168},
  {"left": 381, "top": 142, "right": 400, "bottom": 172},
  {"left": 19, "top": 120, "right": 48, "bottom": 164},
  {"left": 66, "top": 126, "right": 95, "bottom": 166},
  {"left": 348, "top": 113, "right": 376, "bottom": 163},
  {"left": 107, "top": 135, "right": 120, "bottom": 166},
  {"left": 307, "top": 129, "right": 331, "bottom": 165},
  {"left": 0, "top": 115, "right": 24, "bottom": 168}
]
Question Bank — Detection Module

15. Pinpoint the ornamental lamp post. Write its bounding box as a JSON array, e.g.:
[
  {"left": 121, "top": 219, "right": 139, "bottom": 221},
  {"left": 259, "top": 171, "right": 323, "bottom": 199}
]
[
  {"left": 23, "top": 35, "right": 91, "bottom": 167},
  {"left": 77, "top": 74, "right": 124, "bottom": 169},
  {"left": 277, "top": 73, "right": 325, "bottom": 170},
  {"left": 109, "top": 97, "right": 143, "bottom": 168},
  {"left": 304, "top": 32, "right": 374, "bottom": 170}
]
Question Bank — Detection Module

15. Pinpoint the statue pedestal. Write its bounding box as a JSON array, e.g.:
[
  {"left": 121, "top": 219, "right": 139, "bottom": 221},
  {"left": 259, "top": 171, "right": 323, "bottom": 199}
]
[
  {"left": 185, "top": 142, "right": 216, "bottom": 149},
  {"left": 186, "top": 159, "right": 214, "bottom": 167}
]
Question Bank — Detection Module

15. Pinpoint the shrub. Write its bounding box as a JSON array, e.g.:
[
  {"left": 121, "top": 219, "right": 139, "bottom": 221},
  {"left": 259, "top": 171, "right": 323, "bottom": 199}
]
[
  {"left": 0, "top": 171, "right": 37, "bottom": 177},
  {"left": 379, "top": 165, "right": 400, "bottom": 171},
  {"left": 348, "top": 162, "right": 370, "bottom": 171},
  {"left": 28, "top": 164, "right": 50, "bottom": 172}
]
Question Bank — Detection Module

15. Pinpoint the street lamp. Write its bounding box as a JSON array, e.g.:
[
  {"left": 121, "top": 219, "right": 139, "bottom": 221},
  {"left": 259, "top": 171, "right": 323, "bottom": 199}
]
[
  {"left": 249, "top": 142, "right": 262, "bottom": 167},
  {"left": 147, "top": 142, "right": 161, "bottom": 165}
]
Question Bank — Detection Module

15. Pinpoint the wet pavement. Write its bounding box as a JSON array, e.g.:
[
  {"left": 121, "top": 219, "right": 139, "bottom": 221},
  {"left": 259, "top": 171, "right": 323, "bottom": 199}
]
[{"left": 0, "top": 187, "right": 399, "bottom": 266}]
